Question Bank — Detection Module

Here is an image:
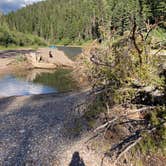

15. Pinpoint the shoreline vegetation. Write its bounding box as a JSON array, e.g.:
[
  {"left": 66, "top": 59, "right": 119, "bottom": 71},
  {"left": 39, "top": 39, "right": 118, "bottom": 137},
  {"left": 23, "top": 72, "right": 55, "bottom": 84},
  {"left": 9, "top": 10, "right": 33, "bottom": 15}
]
[{"left": 0, "top": 39, "right": 92, "bottom": 51}]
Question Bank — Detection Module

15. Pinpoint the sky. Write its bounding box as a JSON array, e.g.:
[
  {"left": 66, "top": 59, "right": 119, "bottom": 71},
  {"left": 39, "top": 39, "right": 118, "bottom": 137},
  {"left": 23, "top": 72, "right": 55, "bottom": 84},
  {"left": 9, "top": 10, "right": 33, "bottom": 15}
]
[{"left": 0, "top": 0, "right": 43, "bottom": 13}]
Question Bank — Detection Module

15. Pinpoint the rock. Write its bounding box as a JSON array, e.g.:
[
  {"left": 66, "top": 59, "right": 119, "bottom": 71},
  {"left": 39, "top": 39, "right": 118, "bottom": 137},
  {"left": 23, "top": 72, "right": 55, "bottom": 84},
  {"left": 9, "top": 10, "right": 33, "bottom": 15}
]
[
  {"left": 26, "top": 48, "right": 75, "bottom": 69},
  {"left": 19, "top": 129, "right": 26, "bottom": 133},
  {"left": 142, "top": 86, "right": 155, "bottom": 92}
]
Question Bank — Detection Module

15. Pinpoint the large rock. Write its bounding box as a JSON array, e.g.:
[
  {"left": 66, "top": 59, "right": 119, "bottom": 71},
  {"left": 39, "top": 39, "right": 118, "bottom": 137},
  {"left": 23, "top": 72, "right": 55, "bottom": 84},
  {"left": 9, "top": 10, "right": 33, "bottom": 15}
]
[{"left": 27, "top": 48, "right": 75, "bottom": 69}]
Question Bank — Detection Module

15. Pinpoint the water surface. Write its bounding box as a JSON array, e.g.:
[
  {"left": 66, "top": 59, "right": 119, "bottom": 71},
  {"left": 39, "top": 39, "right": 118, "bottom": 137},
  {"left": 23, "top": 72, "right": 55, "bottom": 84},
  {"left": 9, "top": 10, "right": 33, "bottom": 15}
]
[
  {"left": 0, "top": 69, "right": 78, "bottom": 97},
  {"left": 57, "top": 46, "right": 82, "bottom": 59},
  {"left": 0, "top": 46, "right": 81, "bottom": 97}
]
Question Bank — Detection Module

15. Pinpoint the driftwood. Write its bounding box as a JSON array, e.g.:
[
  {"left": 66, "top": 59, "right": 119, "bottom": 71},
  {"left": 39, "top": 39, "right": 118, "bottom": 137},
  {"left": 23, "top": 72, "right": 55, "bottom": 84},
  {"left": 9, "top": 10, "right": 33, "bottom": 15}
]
[
  {"left": 153, "top": 46, "right": 166, "bottom": 56},
  {"left": 112, "top": 126, "right": 157, "bottom": 164},
  {"left": 100, "top": 106, "right": 166, "bottom": 165},
  {"left": 94, "top": 106, "right": 155, "bottom": 133},
  {"left": 94, "top": 117, "right": 118, "bottom": 132},
  {"left": 99, "top": 126, "right": 158, "bottom": 166},
  {"left": 85, "top": 105, "right": 158, "bottom": 165}
]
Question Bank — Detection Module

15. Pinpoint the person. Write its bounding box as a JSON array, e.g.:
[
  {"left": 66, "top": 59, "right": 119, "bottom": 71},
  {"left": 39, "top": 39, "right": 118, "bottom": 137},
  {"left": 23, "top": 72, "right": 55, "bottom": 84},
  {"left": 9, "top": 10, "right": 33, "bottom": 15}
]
[
  {"left": 49, "top": 51, "right": 53, "bottom": 58},
  {"left": 69, "top": 152, "right": 85, "bottom": 166}
]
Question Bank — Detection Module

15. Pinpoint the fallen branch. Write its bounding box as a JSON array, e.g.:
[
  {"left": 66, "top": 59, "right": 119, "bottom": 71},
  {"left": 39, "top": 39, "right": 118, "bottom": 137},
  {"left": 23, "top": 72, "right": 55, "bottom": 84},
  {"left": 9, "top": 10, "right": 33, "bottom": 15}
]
[
  {"left": 94, "top": 106, "right": 154, "bottom": 133},
  {"left": 90, "top": 54, "right": 113, "bottom": 68},
  {"left": 94, "top": 117, "right": 118, "bottom": 132},
  {"left": 114, "top": 136, "right": 142, "bottom": 164},
  {"left": 123, "top": 106, "right": 155, "bottom": 117},
  {"left": 153, "top": 46, "right": 166, "bottom": 56},
  {"left": 114, "top": 126, "right": 157, "bottom": 164}
]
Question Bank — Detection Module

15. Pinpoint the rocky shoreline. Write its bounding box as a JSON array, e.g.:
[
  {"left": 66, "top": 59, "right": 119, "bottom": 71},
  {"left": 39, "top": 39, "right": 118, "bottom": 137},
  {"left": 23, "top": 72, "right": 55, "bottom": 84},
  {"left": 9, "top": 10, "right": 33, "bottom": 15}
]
[{"left": 0, "top": 90, "right": 96, "bottom": 165}]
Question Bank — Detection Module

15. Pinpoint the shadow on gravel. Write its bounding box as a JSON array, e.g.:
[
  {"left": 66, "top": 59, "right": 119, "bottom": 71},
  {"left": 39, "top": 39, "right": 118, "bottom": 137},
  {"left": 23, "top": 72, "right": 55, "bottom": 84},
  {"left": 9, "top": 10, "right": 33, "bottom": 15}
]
[
  {"left": 0, "top": 91, "right": 89, "bottom": 165},
  {"left": 69, "top": 152, "right": 85, "bottom": 166},
  {"left": 0, "top": 96, "right": 18, "bottom": 114}
]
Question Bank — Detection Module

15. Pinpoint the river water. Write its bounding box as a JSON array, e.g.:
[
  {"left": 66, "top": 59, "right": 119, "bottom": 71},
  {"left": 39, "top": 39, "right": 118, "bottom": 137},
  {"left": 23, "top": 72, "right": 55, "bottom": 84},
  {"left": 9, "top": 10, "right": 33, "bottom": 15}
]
[{"left": 0, "top": 46, "right": 82, "bottom": 97}]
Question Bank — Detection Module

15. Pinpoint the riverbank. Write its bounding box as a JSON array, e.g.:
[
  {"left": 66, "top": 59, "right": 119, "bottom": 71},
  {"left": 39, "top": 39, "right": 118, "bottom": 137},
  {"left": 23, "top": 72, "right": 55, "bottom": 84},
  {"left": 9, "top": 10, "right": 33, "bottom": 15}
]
[
  {"left": 0, "top": 86, "right": 114, "bottom": 166},
  {"left": 0, "top": 49, "right": 34, "bottom": 76},
  {"left": 0, "top": 48, "right": 74, "bottom": 72},
  {"left": 0, "top": 46, "right": 108, "bottom": 165},
  {"left": 55, "top": 39, "right": 93, "bottom": 47},
  {"left": 0, "top": 47, "right": 89, "bottom": 91},
  {"left": 0, "top": 46, "right": 165, "bottom": 165},
  {"left": 0, "top": 90, "right": 89, "bottom": 165}
]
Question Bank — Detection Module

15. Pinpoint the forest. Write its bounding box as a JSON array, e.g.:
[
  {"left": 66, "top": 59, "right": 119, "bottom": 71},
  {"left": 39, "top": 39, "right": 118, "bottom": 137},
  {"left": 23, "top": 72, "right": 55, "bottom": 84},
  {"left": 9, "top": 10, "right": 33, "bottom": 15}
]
[{"left": 1, "top": 0, "right": 166, "bottom": 45}]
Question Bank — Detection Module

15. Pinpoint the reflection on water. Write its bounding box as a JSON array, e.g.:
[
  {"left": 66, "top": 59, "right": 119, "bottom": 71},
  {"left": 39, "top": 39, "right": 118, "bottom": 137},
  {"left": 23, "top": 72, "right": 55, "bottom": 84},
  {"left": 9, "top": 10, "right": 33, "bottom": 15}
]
[
  {"left": 33, "top": 69, "right": 78, "bottom": 91},
  {"left": 0, "top": 69, "right": 78, "bottom": 97},
  {"left": 0, "top": 46, "right": 81, "bottom": 97},
  {"left": 57, "top": 46, "right": 82, "bottom": 60},
  {"left": 0, "top": 75, "right": 57, "bottom": 97}
]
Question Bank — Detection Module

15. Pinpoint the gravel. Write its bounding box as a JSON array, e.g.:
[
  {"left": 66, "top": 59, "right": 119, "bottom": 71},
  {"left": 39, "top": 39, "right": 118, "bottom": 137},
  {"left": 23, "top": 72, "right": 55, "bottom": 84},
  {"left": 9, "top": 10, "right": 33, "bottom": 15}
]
[{"left": 0, "top": 91, "right": 88, "bottom": 166}]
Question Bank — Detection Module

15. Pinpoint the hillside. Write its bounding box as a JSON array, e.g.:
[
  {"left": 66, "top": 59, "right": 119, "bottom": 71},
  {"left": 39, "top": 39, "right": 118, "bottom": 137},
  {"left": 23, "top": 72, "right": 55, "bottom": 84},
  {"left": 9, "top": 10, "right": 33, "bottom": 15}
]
[
  {"left": 2, "top": 0, "right": 166, "bottom": 44},
  {"left": 0, "top": 25, "right": 47, "bottom": 48}
]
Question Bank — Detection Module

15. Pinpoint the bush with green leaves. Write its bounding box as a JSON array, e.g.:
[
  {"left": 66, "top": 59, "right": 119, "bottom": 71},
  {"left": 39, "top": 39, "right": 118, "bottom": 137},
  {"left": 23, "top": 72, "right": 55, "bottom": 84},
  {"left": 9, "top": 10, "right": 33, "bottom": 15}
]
[
  {"left": 87, "top": 30, "right": 164, "bottom": 105},
  {"left": 137, "top": 106, "right": 166, "bottom": 156}
]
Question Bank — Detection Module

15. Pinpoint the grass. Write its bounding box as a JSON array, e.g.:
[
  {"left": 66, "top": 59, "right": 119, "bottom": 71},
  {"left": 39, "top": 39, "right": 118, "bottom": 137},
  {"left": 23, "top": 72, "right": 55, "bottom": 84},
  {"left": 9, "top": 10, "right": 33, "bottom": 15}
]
[
  {"left": 0, "top": 39, "right": 92, "bottom": 51},
  {"left": 83, "top": 96, "right": 106, "bottom": 128},
  {"left": 55, "top": 39, "right": 93, "bottom": 47},
  {"left": 151, "top": 28, "right": 166, "bottom": 41}
]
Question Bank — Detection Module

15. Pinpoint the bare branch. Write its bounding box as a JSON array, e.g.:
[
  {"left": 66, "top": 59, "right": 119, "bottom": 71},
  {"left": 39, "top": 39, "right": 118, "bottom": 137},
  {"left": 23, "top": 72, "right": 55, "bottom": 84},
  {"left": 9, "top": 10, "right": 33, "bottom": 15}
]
[
  {"left": 145, "top": 21, "right": 163, "bottom": 41},
  {"left": 153, "top": 46, "right": 166, "bottom": 56},
  {"left": 90, "top": 54, "right": 113, "bottom": 68},
  {"left": 94, "top": 117, "right": 118, "bottom": 132},
  {"left": 115, "top": 137, "right": 142, "bottom": 164}
]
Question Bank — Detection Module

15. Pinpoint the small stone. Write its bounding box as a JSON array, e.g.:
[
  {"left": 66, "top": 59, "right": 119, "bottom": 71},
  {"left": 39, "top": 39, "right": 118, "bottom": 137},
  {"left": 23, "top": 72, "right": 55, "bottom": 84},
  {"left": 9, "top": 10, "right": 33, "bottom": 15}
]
[{"left": 19, "top": 129, "right": 26, "bottom": 133}]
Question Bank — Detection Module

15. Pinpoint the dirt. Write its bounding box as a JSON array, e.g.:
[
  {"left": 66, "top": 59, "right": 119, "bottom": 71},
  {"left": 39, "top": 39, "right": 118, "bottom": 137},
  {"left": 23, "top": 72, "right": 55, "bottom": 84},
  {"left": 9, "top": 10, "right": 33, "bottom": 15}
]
[
  {"left": 0, "top": 49, "right": 35, "bottom": 76},
  {"left": 0, "top": 49, "right": 35, "bottom": 59}
]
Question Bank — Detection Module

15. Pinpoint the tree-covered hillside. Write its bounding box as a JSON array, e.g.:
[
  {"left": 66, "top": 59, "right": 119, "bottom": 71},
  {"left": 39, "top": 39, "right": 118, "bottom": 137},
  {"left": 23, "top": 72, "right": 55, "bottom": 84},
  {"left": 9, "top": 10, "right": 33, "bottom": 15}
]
[
  {"left": 0, "top": 25, "right": 47, "bottom": 48},
  {"left": 0, "top": 12, "right": 46, "bottom": 48},
  {"left": 3, "top": 0, "right": 166, "bottom": 44}
]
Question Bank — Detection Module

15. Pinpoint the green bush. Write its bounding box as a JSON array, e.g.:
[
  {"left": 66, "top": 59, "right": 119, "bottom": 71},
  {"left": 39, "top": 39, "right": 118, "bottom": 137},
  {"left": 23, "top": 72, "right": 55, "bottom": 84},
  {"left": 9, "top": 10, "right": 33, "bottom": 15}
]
[{"left": 138, "top": 106, "right": 166, "bottom": 156}]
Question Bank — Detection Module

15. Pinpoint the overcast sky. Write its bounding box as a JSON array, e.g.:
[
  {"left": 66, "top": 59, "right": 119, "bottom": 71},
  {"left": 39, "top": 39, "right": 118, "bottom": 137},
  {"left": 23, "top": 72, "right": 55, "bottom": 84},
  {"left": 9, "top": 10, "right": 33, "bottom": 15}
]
[{"left": 0, "top": 0, "right": 43, "bottom": 13}]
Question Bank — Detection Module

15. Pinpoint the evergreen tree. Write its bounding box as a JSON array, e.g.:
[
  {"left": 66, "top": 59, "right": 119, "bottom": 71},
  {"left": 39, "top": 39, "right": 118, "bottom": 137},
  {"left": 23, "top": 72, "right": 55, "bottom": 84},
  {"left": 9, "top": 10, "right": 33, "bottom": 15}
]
[{"left": 1, "top": 0, "right": 165, "bottom": 43}]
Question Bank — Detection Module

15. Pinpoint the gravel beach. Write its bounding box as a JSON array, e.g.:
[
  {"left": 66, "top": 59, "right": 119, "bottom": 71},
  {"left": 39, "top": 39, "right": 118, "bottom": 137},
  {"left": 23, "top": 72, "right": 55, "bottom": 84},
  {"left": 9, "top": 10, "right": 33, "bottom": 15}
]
[{"left": 0, "top": 91, "right": 88, "bottom": 165}]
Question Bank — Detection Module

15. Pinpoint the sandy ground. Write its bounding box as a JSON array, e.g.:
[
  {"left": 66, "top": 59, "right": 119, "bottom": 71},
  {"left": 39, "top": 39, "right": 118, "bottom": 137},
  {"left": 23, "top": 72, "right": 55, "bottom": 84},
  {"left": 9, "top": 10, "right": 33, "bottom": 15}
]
[
  {"left": 0, "top": 49, "right": 35, "bottom": 75},
  {"left": 0, "top": 58, "right": 13, "bottom": 69},
  {"left": 26, "top": 48, "right": 75, "bottom": 69}
]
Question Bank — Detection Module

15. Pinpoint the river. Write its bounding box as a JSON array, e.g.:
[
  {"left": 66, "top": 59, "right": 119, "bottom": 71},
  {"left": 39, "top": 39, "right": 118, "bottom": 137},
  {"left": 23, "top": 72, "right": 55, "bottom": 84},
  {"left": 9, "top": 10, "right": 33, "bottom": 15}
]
[{"left": 0, "top": 46, "right": 82, "bottom": 97}]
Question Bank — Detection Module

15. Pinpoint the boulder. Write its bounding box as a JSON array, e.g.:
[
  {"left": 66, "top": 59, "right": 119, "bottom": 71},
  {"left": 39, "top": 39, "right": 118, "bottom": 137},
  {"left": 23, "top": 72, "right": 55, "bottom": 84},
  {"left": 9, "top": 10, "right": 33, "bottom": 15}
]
[{"left": 26, "top": 48, "right": 75, "bottom": 69}]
